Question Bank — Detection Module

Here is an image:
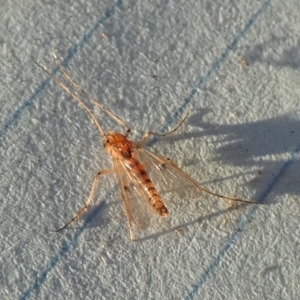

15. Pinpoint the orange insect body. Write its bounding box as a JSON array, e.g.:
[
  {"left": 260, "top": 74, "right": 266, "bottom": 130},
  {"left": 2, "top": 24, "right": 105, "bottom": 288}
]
[
  {"left": 106, "top": 132, "right": 168, "bottom": 218},
  {"left": 36, "top": 54, "right": 259, "bottom": 241}
]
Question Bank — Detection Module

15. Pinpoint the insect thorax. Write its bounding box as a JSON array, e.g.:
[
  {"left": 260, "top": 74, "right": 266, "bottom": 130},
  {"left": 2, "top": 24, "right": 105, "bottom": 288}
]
[{"left": 106, "top": 132, "right": 133, "bottom": 158}]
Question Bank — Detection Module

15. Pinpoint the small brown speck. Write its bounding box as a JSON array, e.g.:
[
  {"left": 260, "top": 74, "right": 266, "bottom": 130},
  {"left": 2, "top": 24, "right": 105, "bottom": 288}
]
[{"left": 240, "top": 57, "right": 249, "bottom": 66}]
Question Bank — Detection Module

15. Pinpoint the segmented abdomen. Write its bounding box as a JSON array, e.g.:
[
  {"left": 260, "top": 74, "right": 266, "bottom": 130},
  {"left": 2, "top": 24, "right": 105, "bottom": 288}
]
[{"left": 125, "top": 157, "right": 168, "bottom": 217}]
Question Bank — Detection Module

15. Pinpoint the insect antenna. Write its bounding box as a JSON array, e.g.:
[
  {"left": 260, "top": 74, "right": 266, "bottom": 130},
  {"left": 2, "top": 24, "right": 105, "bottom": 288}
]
[
  {"left": 34, "top": 60, "right": 107, "bottom": 141},
  {"left": 52, "top": 53, "right": 131, "bottom": 137}
]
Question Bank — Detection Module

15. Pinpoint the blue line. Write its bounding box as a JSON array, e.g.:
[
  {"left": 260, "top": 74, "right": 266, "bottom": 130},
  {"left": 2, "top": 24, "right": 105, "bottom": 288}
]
[
  {"left": 186, "top": 148, "right": 291, "bottom": 300},
  {"left": 19, "top": 0, "right": 273, "bottom": 299},
  {"left": 18, "top": 1, "right": 123, "bottom": 299},
  {"left": 0, "top": 0, "right": 123, "bottom": 141},
  {"left": 20, "top": 192, "right": 115, "bottom": 300},
  {"left": 149, "top": 0, "right": 271, "bottom": 144},
  {"left": 164, "top": 0, "right": 272, "bottom": 130},
  {"left": 185, "top": 1, "right": 275, "bottom": 298},
  {"left": 186, "top": 207, "right": 259, "bottom": 299},
  {"left": 187, "top": 134, "right": 296, "bottom": 299}
]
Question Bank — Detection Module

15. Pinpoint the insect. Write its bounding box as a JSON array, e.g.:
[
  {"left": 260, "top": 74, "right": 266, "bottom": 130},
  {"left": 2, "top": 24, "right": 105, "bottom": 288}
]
[{"left": 36, "top": 54, "right": 259, "bottom": 241}]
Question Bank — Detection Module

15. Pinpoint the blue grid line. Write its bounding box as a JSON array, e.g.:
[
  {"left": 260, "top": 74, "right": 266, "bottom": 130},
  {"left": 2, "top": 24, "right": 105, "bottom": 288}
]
[
  {"left": 164, "top": 0, "right": 272, "bottom": 130},
  {"left": 187, "top": 138, "right": 300, "bottom": 299},
  {"left": 20, "top": 198, "right": 111, "bottom": 300},
  {"left": 18, "top": 0, "right": 274, "bottom": 299},
  {"left": 185, "top": 1, "right": 275, "bottom": 298},
  {"left": 0, "top": 0, "right": 123, "bottom": 141},
  {"left": 186, "top": 145, "right": 293, "bottom": 299},
  {"left": 187, "top": 134, "right": 295, "bottom": 299}
]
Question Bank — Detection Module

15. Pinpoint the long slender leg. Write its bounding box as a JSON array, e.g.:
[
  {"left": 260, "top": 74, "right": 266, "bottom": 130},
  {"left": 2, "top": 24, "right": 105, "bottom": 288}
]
[
  {"left": 139, "top": 112, "right": 189, "bottom": 146},
  {"left": 52, "top": 53, "right": 131, "bottom": 136},
  {"left": 56, "top": 168, "right": 114, "bottom": 232},
  {"left": 114, "top": 161, "right": 135, "bottom": 241},
  {"left": 122, "top": 185, "right": 135, "bottom": 241}
]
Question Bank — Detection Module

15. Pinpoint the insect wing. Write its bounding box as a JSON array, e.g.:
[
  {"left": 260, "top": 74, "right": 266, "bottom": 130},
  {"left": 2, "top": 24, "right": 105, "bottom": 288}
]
[
  {"left": 134, "top": 145, "right": 245, "bottom": 236},
  {"left": 113, "top": 157, "right": 152, "bottom": 230},
  {"left": 130, "top": 144, "right": 220, "bottom": 230},
  {"left": 135, "top": 144, "right": 253, "bottom": 204},
  {"left": 133, "top": 145, "right": 203, "bottom": 201}
]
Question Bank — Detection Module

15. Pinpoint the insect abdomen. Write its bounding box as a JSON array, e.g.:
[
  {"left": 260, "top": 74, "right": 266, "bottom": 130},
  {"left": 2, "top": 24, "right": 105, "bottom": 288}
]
[{"left": 126, "top": 158, "right": 168, "bottom": 217}]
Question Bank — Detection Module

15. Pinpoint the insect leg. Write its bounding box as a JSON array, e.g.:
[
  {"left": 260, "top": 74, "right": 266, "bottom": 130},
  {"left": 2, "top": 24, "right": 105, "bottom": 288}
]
[
  {"left": 139, "top": 112, "right": 189, "bottom": 146},
  {"left": 122, "top": 185, "right": 136, "bottom": 241},
  {"left": 52, "top": 53, "right": 131, "bottom": 136},
  {"left": 55, "top": 168, "right": 114, "bottom": 232},
  {"left": 113, "top": 159, "right": 140, "bottom": 241}
]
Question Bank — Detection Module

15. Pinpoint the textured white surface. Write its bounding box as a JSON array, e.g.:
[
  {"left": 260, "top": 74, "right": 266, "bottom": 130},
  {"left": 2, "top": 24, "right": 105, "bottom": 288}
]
[{"left": 1, "top": 0, "right": 300, "bottom": 299}]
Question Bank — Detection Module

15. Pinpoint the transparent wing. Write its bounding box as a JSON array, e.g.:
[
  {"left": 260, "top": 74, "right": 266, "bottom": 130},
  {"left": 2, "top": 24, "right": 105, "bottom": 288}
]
[
  {"left": 113, "top": 142, "right": 257, "bottom": 239},
  {"left": 132, "top": 145, "right": 201, "bottom": 202},
  {"left": 133, "top": 143, "right": 257, "bottom": 205},
  {"left": 113, "top": 156, "right": 152, "bottom": 230}
]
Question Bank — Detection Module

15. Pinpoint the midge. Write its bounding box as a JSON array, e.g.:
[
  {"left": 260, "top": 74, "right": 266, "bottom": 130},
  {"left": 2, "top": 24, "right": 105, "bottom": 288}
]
[{"left": 36, "top": 55, "right": 259, "bottom": 241}]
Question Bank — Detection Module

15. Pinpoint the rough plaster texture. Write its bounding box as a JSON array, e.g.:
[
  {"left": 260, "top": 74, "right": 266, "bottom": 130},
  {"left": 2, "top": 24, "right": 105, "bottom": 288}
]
[{"left": 1, "top": 0, "right": 300, "bottom": 299}]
